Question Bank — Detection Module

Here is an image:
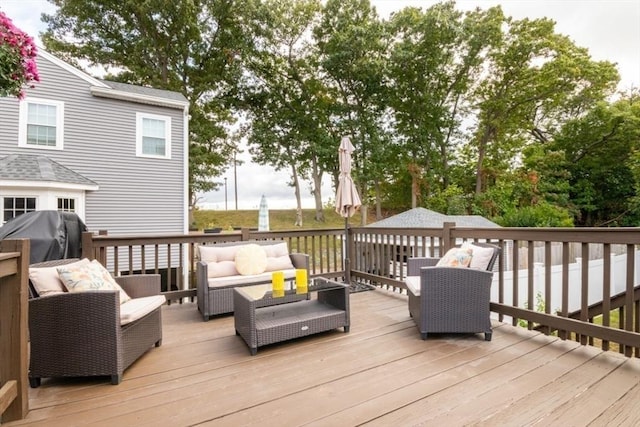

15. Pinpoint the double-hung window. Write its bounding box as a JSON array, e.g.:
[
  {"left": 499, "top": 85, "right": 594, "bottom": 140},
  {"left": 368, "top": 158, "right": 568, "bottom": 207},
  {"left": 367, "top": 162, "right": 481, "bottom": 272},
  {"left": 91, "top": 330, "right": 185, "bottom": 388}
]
[
  {"left": 136, "top": 113, "right": 171, "bottom": 159},
  {"left": 19, "top": 98, "right": 64, "bottom": 149}
]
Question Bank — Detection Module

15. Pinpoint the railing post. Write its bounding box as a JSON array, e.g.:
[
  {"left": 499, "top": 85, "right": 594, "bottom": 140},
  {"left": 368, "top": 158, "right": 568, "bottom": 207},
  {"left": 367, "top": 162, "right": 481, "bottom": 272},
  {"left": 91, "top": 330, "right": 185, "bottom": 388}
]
[
  {"left": 442, "top": 222, "right": 456, "bottom": 251},
  {"left": 0, "top": 238, "right": 30, "bottom": 422},
  {"left": 81, "top": 231, "right": 94, "bottom": 259}
]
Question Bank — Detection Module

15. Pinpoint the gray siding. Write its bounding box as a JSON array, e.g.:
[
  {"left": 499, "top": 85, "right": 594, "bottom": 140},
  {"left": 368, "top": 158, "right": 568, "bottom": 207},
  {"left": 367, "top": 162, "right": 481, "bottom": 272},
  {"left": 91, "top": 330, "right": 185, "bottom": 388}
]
[{"left": 0, "top": 55, "right": 187, "bottom": 235}]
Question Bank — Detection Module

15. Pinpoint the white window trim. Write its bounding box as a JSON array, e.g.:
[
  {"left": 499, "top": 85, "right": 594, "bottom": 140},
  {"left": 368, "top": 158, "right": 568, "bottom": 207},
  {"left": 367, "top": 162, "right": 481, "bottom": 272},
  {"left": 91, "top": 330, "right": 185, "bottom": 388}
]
[
  {"left": 136, "top": 112, "right": 171, "bottom": 159},
  {"left": 18, "top": 97, "right": 65, "bottom": 150}
]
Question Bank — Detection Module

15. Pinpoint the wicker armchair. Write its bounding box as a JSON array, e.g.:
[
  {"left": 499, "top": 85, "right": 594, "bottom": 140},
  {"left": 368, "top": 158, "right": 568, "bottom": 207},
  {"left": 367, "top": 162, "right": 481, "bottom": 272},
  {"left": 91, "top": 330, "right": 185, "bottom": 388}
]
[
  {"left": 406, "top": 243, "right": 500, "bottom": 341},
  {"left": 28, "top": 259, "right": 164, "bottom": 387}
]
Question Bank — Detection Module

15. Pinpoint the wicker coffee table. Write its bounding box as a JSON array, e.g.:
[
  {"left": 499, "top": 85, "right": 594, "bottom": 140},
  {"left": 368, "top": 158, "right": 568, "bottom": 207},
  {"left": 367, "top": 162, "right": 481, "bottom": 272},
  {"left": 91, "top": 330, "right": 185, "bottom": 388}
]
[{"left": 233, "top": 278, "right": 350, "bottom": 355}]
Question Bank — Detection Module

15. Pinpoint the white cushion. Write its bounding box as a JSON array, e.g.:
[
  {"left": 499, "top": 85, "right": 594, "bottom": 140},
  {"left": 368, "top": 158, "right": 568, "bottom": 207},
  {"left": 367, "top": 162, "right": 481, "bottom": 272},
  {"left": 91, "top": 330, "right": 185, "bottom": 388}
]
[
  {"left": 57, "top": 260, "right": 132, "bottom": 304},
  {"left": 235, "top": 244, "right": 267, "bottom": 275},
  {"left": 120, "top": 295, "right": 166, "bottom": 325},
  {"left": 405, "top": 276, "right": 421, "bottom": 296},
  {"left": 263, "top": 242, "right": 289, "bottom": 257},
  {"left": 207, "top": 260, "right": 239, "bottom": 278},
  {"left": 199, "top": 245, "right": 239, "bottom": 263},
  {"left": 436, "top": 247, "right": 473, "bottom": 268},
  {"left": 29, "top": 258, "right": 90, "bottom": 297},
  {"left": 207, "top": 269, "right": 297, "bottom": 288},
  {"left": 466, "top": 243, "right": 495, "bottom": 270},
  {"left": 265, "top": 255, "right": 294, "bottom": 272}
]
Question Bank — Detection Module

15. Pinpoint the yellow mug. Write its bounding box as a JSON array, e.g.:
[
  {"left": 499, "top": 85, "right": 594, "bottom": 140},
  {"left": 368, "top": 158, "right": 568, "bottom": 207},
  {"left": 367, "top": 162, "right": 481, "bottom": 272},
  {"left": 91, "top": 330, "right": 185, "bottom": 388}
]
[
  {"left": 295, "top": 269, "right": 308, "bottom": 294},
  {"left": 272, "top": 271, "right": 284, "bottom": 297}
]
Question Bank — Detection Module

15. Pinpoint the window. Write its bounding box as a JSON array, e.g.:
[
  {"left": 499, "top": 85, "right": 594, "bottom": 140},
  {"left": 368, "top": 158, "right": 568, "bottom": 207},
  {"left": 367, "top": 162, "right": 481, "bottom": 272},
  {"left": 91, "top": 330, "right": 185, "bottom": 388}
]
[
  {"left": 57, "top": 197, "right": 76, "bottom": 212},
  {"left": 3, "top": 197, "right": 36, "bottom": 223},
  {"left": 19, "top": 98, "right": 64, "bottom": 149},
  {"left": 136, "top": 113, "right": 171, "bottom": 158}
]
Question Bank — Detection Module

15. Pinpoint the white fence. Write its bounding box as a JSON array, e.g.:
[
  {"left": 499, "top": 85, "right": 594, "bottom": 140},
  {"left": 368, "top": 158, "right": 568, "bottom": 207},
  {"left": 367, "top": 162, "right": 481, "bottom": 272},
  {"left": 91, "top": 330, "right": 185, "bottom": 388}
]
[{"left": 492, "top": 249, "right": 640, "bottom": 314}]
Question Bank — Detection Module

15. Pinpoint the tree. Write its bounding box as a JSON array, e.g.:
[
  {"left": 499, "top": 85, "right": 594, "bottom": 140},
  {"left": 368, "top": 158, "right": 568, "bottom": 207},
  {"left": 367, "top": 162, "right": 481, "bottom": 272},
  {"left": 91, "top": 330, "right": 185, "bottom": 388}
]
[
  {"left": 470, "top": 13, "right": 619, "bottom": 196},
  {"left": 241, "top": 0, "right": 331, "bottom": 226},
  {"left": 41, "top": 0, "right": 254, "bottom": 222},
  {"left": 314, "top": 0, "right": 389, "bottom": 224},
  {"left": 552, "top": 94, "right": 640, "bottom": 226},
  {"left": 385, "top": 3, "right": 502, "bottom": 207}
]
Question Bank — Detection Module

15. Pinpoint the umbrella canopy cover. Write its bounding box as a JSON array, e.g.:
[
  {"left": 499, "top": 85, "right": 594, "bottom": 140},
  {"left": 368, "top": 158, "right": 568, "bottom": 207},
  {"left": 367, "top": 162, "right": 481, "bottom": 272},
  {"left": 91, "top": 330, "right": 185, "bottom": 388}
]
[
  {"left": 335, "top": 136, "right": 362, "bottom": 218},
  {"left": 258, "top": 194, "right": 269, "bottom": 231}
]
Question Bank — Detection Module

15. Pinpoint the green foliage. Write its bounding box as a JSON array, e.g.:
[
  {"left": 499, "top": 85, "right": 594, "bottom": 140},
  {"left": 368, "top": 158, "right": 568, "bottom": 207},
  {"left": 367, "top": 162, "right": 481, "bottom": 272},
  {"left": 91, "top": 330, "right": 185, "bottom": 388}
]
[
  {"left": 41, "top": 0, "right": 253, "bottom": 213},
  {"left": 425, "top": 185, "right": 469, "bottom": 215},
  {"left": 41, "top": 0, "right": 633, "bottom": 227},
  {"left": 497, "top": 203, "right": 574, "bottom": 227},
  {"left": 551, "top": 93, "right": 640, "bottom": 225}
]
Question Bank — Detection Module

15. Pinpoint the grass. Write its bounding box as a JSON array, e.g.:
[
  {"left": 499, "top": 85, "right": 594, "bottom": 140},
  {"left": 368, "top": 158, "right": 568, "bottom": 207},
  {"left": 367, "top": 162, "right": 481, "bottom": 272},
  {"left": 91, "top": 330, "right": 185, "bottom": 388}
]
[{"left": 193, "top": 208, "right": 366, "bottom": 231}]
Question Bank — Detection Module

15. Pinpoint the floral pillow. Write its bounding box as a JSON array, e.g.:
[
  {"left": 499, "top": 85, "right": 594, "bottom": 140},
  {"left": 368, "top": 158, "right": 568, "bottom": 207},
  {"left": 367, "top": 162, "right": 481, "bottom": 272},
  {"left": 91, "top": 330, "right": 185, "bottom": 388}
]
[
  {"left": 57, "top": 260, "right": 131, "bottom": 304},
  {"left": 436, "top": 247, "right": 473, "bottom": 268}
]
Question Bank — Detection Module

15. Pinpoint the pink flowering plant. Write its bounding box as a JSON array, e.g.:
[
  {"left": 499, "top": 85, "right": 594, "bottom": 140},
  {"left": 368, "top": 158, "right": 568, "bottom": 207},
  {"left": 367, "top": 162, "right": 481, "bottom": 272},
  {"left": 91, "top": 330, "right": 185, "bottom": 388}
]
[{"left": 0, "top": 11, "right": 39, "bottom": 98}]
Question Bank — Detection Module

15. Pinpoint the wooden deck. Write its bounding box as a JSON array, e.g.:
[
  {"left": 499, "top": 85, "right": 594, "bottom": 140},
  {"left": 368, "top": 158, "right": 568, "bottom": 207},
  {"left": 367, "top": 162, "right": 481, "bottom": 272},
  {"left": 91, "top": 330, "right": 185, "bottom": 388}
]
[{"left": 6, "top": 288, "right": 640, "bottom": 426}]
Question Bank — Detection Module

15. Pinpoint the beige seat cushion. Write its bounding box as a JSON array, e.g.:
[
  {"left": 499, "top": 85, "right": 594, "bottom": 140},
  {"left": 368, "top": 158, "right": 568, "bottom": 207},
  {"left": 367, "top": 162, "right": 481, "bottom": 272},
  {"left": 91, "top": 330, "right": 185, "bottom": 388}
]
[
  {"left": 207, "top": 269, "right": 297, "bottom": 288},
  {"left": 405, "top": 276, "right": 421, "bottom": 297},
  {"left": 29, "top": 258, "right": 90, "bottom": 297},
  {"left": 120, "top": 295, "right": 166, "bottom": 325}
]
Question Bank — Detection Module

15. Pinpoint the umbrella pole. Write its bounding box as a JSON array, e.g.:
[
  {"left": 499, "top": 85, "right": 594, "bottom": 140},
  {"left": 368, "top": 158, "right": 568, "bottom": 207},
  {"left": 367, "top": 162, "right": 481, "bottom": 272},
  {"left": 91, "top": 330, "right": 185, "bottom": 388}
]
[{"left": 345, "top": 217, "right": 351, "bottom": 284}]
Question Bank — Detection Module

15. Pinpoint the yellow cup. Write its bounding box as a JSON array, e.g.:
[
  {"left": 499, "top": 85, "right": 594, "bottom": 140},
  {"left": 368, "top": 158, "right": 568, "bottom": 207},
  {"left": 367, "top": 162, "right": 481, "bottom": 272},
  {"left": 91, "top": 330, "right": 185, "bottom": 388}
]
[
  {"left": 295, "top": 269, "right": 308, "bottom": 294},
  {"left": 272, "top": 271, "right": 284, "bottom": 297}
]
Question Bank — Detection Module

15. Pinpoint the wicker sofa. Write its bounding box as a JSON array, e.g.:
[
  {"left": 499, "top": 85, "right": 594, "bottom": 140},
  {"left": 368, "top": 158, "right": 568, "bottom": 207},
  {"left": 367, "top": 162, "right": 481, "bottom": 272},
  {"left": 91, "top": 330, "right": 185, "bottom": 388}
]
[
  {"left": 196, "top": 240, "right": 309, "bottom": 320},
  {"left": 27, "top": 258, "right": 165, "bottom": 386},
  {"left": 405, "top": 242, "right": 500, "bottom": 341}
]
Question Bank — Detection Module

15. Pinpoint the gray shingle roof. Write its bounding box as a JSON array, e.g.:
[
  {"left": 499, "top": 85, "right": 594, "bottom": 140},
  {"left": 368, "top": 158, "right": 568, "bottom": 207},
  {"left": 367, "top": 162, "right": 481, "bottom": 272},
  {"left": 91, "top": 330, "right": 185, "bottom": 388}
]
[
  {"left": 367, "top": 207, "right": 500, "bottom": 228},
  {"left": 100, "top": 80, "right": 188, "bottom": 103},
  {"left": 0, "top": 154, "right": 98, "bottom": 187}
]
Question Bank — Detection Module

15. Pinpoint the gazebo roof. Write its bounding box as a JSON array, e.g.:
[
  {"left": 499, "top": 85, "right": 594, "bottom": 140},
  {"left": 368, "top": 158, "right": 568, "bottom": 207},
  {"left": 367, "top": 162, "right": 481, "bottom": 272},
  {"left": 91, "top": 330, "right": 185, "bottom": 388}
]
[{"left": 367, "top": 207, "right": 500, "bottom": 228}]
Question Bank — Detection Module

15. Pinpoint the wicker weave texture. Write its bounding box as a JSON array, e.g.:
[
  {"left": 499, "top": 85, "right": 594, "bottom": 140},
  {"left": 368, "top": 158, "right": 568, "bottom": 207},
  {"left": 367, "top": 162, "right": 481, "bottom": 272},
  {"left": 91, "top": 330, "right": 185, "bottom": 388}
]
[
  {"left": 28, "top": 259, "right": 163, "bottom": 386},
  {"left": 406, "top": 243, "right": 499, "bottom": 341},
  {"left": 196, "top": 244, "right": 310, "bottom": 320},
  {"left": 234, "top": 281, "right": 349, "bottom": 355}
]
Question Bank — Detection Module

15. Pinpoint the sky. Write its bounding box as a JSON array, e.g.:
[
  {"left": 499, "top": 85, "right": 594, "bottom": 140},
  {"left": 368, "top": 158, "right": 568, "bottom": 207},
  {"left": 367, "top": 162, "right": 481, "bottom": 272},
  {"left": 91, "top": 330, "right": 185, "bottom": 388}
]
[{"left": 2, "top": 0, "right": 639, "bottom": 210}]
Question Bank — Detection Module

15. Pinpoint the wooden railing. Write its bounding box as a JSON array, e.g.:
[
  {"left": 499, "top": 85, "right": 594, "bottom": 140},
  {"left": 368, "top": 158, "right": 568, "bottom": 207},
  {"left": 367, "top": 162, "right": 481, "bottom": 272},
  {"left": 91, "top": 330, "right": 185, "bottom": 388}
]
[
  {"left": 80, "top": 228, "right": 347, "bottom": 302},
  {"left": 350, "top": 224, "right": 640, "bottom": 357},
  {"left": 0, "top": 239, "right": 29, "bottom": 423},
  {"left": 77, "top": 225, "right": 640, "bottom": 357}
]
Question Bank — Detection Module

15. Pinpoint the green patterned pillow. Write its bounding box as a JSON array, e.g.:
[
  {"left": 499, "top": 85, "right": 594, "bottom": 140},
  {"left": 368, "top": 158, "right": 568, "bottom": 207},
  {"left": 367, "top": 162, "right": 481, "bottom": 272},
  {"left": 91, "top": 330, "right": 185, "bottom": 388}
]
[{"left": 57, "top": 260, "right": 131, "bottom": 304}]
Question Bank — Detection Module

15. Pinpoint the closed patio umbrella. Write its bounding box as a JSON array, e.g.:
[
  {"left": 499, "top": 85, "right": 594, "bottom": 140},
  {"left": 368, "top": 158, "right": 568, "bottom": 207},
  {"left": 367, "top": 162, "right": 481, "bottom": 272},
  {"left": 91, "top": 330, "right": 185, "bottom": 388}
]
[
  {"left": 335, "top": 136, "right": 361, "bottom": 284},
  {"left": 258, "top": 194, "right": 269, "bottom": 231}
]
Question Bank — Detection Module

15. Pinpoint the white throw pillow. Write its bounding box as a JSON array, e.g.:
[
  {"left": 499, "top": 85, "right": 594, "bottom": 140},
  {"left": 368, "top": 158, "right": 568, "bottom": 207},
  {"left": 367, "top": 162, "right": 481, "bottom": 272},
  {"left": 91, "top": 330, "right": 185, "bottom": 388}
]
[
  {"left": 465, "top": 243, "right": 496, "bottom": 271},
  {"left": 207, "top": 260, "right": 239, "bottom": 278},
  {"left": 263, "top": 242, "right": 289, "bottom": 257},
  {"left": 235, "top": 244, "right": 267, "bottom": 275},
  {"left": 199, "top": 245, "right": 239, "bottom": 263},
  {"left": 29, "top": 258, "right": 90, "bottom": 297},
  {"left": 265, "top": 255, "right": 294, "bottom": 272},
  {"left": 57, "top": 260, "right": 131, "bottom": 304}
]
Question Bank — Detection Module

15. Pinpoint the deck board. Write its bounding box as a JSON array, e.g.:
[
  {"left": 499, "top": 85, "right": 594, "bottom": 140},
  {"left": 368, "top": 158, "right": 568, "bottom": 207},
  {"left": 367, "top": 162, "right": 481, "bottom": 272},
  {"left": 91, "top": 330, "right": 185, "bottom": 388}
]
[{"left": 5, "top": 289, "right": 640, "bottom": 426}]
